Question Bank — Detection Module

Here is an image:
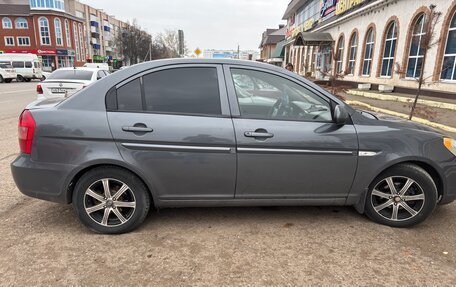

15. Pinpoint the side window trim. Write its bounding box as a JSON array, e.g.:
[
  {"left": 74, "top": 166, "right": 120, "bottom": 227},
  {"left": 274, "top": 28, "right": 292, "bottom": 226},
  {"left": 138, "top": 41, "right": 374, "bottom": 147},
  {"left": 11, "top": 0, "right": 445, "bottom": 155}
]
[
  {"left": 111, "top": 64, "right": 230, "bottom": 116},
  {"left": 223, "top": 64, "right": 332, "bottom": 119}
]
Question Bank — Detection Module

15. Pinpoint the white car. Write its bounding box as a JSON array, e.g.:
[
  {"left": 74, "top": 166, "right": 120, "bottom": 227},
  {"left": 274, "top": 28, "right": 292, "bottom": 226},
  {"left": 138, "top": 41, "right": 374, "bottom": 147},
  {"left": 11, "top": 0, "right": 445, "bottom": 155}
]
[
  {"left": 0, "top": 63, "right": 17, "bottom": 83},
  {"left": 37, "top": 67, "right": 110, "bottom": 99}
]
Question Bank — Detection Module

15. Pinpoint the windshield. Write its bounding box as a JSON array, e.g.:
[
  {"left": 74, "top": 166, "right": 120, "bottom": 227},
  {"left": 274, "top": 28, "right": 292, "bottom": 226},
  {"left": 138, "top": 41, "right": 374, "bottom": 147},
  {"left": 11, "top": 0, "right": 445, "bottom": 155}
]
[{"left": 47, "top": 70, "right": 93, "bottom": 80}]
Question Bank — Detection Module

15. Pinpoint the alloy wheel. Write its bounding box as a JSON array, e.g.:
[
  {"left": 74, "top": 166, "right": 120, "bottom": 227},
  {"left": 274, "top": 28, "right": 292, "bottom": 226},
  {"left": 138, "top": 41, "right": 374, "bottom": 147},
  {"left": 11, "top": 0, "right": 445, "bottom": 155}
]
[
  {"left": 370, "top": 176, "right": 425, "bottom": 221},
  {"left": 83, "top": 178, "right": 136, "bottom": 227}
]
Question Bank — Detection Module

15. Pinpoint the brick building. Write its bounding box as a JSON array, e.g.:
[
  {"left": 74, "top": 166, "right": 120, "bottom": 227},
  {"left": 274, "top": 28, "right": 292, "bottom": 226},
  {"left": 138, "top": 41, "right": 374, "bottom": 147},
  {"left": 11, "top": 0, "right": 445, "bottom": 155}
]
[{"left": 0, "top": 0, "right": 86, "bottom": 71}]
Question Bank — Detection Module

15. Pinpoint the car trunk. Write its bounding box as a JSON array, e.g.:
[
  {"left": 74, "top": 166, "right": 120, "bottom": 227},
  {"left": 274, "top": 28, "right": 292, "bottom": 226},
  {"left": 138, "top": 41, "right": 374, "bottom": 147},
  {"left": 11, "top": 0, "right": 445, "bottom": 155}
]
[{"left": 41, "top": 80, "right": 90, "bottom": 97}]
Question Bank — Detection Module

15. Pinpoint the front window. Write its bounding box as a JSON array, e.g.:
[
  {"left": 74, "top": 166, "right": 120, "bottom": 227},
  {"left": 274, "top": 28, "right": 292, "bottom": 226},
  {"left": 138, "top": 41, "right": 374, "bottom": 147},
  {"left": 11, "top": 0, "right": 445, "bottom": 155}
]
[
  {"left": 406, "top": 14, "right": 427, "bottom": 78},
  {"left": 347, "top": 32, "right": 358, "bottom": 75},
  {"left": 15, "top": 18, "right": 28, "bottom": 29},
  {"left": 362, "top": 28, "right": 375, "bottom": 76},
  {"left": 380, "top": 21, "right": 398, "bottom": 77},
  {"left": 38, "top": 17, "right": 51, "bottom": 45},
  {"left": 336, "top": 36, "right": 344, "bottom": 74},
  {"left": 231, "top": 69, "right": 332, "bottom": 122},
  {"left": 54, "top": 18, "right": 63, "bottom": 46},
  {"left": 2, "top": 17, "right": 12, "bottom": 29},
  {"left": 441, "top": 12, "right": 456, "bottom": 81}
]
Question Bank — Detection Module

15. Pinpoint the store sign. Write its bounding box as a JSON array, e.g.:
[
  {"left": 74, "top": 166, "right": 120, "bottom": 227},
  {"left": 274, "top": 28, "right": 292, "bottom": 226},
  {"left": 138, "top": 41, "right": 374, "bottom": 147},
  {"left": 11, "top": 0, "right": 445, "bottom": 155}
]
[
  {"left": 335, "top": 0, "right": 366, "bottom": 15},
  {"left": 56, "top": 49, "right": 68, "bottom": 56},
  {"left": 37, "top": 49, "right": 57, "bottom": 55},
  {"left": 320, "top": 0, "right": 337, "bottom": 18}
]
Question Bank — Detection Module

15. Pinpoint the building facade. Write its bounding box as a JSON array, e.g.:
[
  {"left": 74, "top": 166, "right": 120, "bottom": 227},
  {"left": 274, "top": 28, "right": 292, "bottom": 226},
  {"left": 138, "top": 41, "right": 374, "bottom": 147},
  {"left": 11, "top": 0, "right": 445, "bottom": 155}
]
[
  {"left": 202, "top": 49, "right": 260, "bottom": 61},
  {"left": 0, "top": 0, "right": 86, "bottom": 70},
  {"left": 258, "top": 25, "right": 286, "bottom": 66},
  {"left": 280, "top": 0, "right": 456, "bottom": 94},
  {"left": 0, "top": 0, "right": 129, "bottom": 70}
]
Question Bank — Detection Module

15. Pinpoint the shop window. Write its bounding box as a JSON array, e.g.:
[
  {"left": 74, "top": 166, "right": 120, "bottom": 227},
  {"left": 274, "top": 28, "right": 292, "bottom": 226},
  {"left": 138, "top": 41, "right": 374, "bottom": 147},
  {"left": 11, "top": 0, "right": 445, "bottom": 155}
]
[
  {"left": 347, "top": 32, "right": 358, "bottom": 75},
  {"left": 336, "top": 35, "right": 344, "bottom": 74},
  {"left": 406, "top": 14, "right": 427, "bottom": 79},
  {"left": 362, "top": 28, "right": 375, "bottom": 76},
  {"left": 441, "top": 12, "right": 456, "bottom": 81},
  {"left": 380, "top": 21, "right": 398, "bottom": 77}
]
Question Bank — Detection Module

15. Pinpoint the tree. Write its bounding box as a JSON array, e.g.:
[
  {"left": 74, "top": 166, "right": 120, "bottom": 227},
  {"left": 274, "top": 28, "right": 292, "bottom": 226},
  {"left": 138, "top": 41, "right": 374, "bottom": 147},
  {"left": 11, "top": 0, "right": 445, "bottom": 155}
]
[
  {"left": 395, "top": 5, "right": 442, "bottom": 120},
  {"left": 316, "top": 46, "right": 350, "bottom": 101},
  {"left": 155, "top": 29, "right": 188, "bottom": 58},
  {"left": 115, "top": 19, "right": 152, "bottom": 65}
]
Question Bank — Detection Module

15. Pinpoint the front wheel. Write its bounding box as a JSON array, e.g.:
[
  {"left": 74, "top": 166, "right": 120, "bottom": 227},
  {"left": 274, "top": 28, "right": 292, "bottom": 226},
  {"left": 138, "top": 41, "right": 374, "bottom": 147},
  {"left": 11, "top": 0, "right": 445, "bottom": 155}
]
[
  {"left": 364, "top": 164, "right": 437, "bottom": 228},
  {"left": 72, "top": 167, "right": 151, "bottom": 234},
  {"left": 17, "top": 75, "right": 25, "bottom": 82}
]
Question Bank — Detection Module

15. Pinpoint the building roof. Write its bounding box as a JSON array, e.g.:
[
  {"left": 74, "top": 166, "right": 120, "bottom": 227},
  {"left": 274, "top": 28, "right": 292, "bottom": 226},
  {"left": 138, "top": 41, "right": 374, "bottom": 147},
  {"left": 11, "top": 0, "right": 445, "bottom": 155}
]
[
  {"left": 259, "top": 27, "right": 286, "bottom": 48},
  {"left": 0, "top": 4, "right": 30, "bottom": 15}
]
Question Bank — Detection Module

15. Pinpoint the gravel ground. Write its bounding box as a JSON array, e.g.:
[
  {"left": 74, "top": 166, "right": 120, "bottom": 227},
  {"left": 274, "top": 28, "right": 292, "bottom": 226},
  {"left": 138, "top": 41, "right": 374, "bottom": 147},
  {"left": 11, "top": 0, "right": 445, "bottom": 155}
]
[{"left": 0, "top": 83, "right": 455, "bottom": 286}]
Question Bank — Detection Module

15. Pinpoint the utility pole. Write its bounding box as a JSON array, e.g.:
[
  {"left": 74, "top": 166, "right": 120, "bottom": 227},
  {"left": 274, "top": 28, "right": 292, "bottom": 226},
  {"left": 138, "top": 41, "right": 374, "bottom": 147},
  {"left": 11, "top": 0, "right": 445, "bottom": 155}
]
[
  {"left": 237, "top": 44, "right": 240, "bottom": 59},
  {"left": 150, "top": 35, "right": 152, "bottom": 61}
]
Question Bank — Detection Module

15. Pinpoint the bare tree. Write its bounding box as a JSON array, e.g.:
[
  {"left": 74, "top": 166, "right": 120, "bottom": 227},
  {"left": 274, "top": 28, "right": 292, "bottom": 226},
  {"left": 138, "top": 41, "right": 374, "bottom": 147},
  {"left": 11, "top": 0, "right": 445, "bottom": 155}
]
[
  {"left": 316, "top": 46, "right": 350, "bottom": 100},
  {"left": 155, "top": 29, "right": 188, "bottom": 58},
  {"left": 116, "top": 19, "right": 152, "bottom": 65},
  {"left": 395, "top": 5, "right": 442, "bottom": 120}
]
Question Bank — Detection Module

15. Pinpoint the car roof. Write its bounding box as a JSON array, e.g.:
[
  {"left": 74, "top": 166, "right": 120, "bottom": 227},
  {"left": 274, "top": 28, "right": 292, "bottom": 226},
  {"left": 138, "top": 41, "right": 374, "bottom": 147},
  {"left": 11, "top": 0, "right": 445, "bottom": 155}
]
[{"left": 53, "top": 67, "right": 103, "bottom": 72}]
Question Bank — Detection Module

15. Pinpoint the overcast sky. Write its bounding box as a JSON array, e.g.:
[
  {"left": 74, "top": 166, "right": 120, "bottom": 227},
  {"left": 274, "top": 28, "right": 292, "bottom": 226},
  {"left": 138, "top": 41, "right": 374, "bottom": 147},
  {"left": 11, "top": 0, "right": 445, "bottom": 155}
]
[{"left": 80, "top": 0, "right": 287, "bottom": 52}]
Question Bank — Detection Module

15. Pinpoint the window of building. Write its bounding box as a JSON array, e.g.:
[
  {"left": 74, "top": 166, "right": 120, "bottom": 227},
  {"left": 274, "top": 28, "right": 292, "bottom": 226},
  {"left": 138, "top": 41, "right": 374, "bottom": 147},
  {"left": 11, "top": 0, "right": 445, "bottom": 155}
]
[
  {"left": 29, "top": 0, "right": 64, "bottom": 11},
  {"left": 78, "top": 24, "right": 84, "bottom": 60},
  {"left": 117, "top": 79, "right": 142, "bottom": 111},
  {"left": 54, "top": 18, "right": 63, "bottom": 46},
  {"left": 15, "top": 18, "right": 28, "bottom": 29},
  {"left": 362, "top": 28, "right": 375, "bottom": 76},
  {"left": 4, "top": 36, "right": 14, "bottom": 46},
  {"left": 73, "top": 22, "right": 80, "bottom": 62},
  {"left": 347, "top": 32, "right": 358, "bottom": 75},
  {"left": 441, "top": 12, "right": 456, "bottom": 81},
  {"left": 143, "top": 67, "right": 221, "bottom": 115},
  {"left": 64, "top": 19, "right": 71, "bottom": 47},
  {"left": 231, "top": 68, "right": 331, "bottom": 122},
  {"left": 406, "top": 14, "right": 427, "bottom": 79},
  {"left": 38, "top": 17, "right": 51, "bottom": 45},
  {"left": 380, "top": 21, "right": 398, "bottom": 77},
  {"left": 2, "top": 17, "right": 12, "bottom": 29},
  {"left": 17, "top": 37, "right": 30, "bottom": 46},
  {"left": 336, "top": 35, "right": 344, "bottom": 74}
]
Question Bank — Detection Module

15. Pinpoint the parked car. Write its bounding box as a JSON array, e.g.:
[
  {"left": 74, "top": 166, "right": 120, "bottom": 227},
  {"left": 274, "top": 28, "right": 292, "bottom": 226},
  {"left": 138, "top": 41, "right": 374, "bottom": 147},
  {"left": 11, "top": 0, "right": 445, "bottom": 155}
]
[
  {"left": 83, "top": 62, "right": 111, "bottom": 72},
  {"left": 40, "top": 71, "right": 51, "bottom": 81},
  {"left": 36, "top": 67, "right": 110, "bottom": 99},
  {"left": 0, "top": 63, "right": 16, "bottom": 83},
  {"left": 11, "top": 59, "right": 456, "bottom": 234},
  {"left": 0, "top": 53, "right": 42, "bottom": 82}
]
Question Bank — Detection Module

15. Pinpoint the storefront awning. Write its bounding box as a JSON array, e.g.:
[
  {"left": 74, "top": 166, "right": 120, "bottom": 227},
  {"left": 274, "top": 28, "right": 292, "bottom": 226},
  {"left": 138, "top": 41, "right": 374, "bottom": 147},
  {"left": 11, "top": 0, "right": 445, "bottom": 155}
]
[
  {"left": 293, "top": 32, "right": 334, "bottom": 46},
  {"left": 271, "top": 39, "right": 286, "bottom": 59}
]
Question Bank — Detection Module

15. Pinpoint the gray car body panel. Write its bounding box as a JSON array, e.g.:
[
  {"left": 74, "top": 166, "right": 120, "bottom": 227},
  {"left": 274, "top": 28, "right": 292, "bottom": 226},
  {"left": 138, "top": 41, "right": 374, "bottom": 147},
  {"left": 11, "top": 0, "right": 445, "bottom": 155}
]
[{"left": 10, "top": 58, "right": 456, "bottom": 210}]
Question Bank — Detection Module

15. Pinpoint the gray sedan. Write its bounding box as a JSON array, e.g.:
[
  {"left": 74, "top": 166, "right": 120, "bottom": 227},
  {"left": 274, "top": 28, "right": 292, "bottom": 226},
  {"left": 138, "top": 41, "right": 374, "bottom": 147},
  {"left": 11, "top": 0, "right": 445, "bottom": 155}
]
[{"left": 11, "top": 59, "right": 456, "bottom": 234}]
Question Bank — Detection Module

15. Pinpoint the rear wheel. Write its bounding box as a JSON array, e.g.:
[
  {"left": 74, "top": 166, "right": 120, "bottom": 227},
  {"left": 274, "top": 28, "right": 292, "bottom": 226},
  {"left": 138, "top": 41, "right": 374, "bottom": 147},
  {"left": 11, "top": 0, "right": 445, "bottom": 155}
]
[
  {"left": 4, "top": 78, "right": 12, "bottom": 83},
  {"left": 364, "top": 164, "right": 437, "bottom": 227},
  {"left": 72, "top": 167, "right": 151, "bottom": 234},
  {"left": 17, "top": 75, "right": 24, "bottom": 82}
]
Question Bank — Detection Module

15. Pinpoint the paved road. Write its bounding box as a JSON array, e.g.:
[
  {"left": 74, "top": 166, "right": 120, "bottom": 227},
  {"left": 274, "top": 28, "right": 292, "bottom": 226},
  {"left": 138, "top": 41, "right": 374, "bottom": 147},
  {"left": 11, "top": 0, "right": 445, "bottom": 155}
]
[
  {"left": 0, "top": 84, "right": 455, "bottom": 286},
  {"left": 0, "top": 81, "right": 37, "bottom": 120}
]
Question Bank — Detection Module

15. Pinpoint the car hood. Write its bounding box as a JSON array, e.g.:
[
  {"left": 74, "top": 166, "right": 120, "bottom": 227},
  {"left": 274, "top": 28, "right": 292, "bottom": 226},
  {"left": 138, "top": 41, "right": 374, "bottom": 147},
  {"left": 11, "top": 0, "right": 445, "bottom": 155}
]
[{"left": 356, "top": 109, "right": 443, "bottom": 135}]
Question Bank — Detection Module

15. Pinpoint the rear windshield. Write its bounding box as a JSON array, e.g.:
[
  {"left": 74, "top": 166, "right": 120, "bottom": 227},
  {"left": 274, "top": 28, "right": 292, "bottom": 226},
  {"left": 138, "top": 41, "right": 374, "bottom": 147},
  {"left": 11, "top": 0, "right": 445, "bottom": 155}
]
[{"left": 47, "top": 70, "right": 93, "bottom": 80}]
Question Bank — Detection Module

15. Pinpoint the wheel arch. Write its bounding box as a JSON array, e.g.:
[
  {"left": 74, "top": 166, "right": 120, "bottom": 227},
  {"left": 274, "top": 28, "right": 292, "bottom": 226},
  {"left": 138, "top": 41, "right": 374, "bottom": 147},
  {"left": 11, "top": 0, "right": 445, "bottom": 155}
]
[{"left": 65, "top": 160, "right": 158, "bottom": 208}]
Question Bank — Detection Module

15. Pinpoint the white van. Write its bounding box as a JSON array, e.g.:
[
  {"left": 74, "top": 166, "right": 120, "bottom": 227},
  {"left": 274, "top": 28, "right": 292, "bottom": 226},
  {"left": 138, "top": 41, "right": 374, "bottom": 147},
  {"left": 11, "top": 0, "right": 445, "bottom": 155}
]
[{"left": 0, "top": 53, "right": 43, "bottom": 82}]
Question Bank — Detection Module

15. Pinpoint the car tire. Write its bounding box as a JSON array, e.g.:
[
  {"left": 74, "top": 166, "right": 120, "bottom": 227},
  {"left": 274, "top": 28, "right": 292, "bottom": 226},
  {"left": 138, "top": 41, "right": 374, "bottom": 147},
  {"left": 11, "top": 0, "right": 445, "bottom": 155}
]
[
  {"left": 364, "top": 164, "right": 437, "bottom": 228},
  {"left": 41, "top": 76, "right": 46, "bottom": 81},
  {"left": 72, "top": 166, "right": 151, "bottom": 234},
  {"left": 4, "top": 79, "right": 12, "bottom": 83},
  {"left": 17, "top": 75, "right": 24, "bottom": 82}
]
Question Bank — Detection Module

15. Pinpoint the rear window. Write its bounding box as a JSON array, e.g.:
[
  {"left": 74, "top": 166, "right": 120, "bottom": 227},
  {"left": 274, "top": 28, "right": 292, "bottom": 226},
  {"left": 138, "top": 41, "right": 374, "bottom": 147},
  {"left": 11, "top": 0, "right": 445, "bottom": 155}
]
[{"left": 47, "top": 70, "right": 94, "bottom": 80}]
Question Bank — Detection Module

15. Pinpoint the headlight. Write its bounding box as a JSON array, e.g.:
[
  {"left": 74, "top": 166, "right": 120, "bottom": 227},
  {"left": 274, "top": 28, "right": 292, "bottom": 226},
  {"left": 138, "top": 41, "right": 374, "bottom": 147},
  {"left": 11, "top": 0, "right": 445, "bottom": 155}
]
[{"left": 443, "top": 138, "right": 456, "bottom": 156}]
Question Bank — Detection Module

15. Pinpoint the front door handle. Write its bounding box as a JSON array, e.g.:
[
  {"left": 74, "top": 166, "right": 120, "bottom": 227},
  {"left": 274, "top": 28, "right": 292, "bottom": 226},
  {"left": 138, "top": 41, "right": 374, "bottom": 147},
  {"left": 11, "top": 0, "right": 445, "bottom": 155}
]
[
  {"left": 122, "top": 126, "right": 153, "bottom": 133},
  {"left": 244, "top": 131, "right": 274, "bottom": 138}
]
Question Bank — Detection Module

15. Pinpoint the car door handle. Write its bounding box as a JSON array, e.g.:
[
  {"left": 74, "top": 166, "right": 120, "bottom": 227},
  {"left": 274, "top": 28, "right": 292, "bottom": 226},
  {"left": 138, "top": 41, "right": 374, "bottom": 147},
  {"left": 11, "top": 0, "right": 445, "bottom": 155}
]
[
  {"left": 244, "top": 131, "right": 274, "bottom": 138},
  {"left": 122, "top": 126, "right": 154, "bottom": 133}
]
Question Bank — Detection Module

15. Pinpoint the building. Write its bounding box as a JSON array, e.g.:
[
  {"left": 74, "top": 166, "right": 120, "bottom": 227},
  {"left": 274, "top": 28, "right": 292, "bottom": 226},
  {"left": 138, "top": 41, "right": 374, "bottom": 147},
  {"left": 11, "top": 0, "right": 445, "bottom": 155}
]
[
  {"left": 279, "top": 0, "right": 456, "bottom": 95},
  {"left": 203, "top": 49, "right": 260, "bottom": 61},
  {"left": 258, "top": 25, "right": 286, "bottom": 66},
  {"left": 0, "top": 0, "right": 130, "bottom": 70},
  {"left": 0, "top": 0, "right": 86, "bottom": 71}
]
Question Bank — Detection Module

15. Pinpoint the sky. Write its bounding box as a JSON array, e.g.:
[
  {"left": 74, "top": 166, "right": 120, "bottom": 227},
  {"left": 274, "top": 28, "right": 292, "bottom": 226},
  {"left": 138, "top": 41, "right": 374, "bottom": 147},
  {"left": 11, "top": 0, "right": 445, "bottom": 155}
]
[{"left": 79, "top": 0, "right": 288, "bottom": 52}]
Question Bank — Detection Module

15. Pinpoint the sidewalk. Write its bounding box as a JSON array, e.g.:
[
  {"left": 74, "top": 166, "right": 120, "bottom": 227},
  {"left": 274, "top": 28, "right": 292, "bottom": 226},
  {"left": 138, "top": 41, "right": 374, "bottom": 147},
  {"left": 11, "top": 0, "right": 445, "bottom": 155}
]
[{"left": 342, "top": 89, "right": 456, "bottom": 138}]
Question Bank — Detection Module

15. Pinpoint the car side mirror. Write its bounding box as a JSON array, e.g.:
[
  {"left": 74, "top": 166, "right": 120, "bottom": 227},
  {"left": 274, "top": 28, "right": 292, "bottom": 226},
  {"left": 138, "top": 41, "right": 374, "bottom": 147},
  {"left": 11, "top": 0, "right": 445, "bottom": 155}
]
[{"left": 334, "top": 105, "right": 349, "bottom": 125}]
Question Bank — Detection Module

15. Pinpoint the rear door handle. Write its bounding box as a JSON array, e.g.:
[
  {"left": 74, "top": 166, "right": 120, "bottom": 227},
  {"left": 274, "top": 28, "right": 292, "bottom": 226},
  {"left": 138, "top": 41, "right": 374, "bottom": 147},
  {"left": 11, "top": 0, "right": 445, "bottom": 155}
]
[
  {"left": 244, "top": 131, "right": 274, "bottom": 138},
  {"left": 122, "top": 126, "right": 154, "bottom": 133}
]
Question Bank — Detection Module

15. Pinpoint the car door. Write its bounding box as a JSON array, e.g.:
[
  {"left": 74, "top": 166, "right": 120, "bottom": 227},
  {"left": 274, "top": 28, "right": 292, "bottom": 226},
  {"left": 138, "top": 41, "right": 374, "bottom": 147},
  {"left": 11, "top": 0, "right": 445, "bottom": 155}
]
[
  {"left": 224, "top": 65, "right": 358, "bottom": 201},
  {"left": 107, "top": 64, "right": 236, "bottom": 201}
]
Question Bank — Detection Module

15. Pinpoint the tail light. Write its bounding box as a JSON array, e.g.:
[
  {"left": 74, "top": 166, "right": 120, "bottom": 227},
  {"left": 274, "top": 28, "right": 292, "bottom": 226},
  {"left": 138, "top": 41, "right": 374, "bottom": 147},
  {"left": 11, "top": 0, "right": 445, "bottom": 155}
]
[
  {"left": 18, "top": 110, "right": 36, "bottom": 154},
  {"left": 36, "top": 84, "right": 43, "bottom": 94}
]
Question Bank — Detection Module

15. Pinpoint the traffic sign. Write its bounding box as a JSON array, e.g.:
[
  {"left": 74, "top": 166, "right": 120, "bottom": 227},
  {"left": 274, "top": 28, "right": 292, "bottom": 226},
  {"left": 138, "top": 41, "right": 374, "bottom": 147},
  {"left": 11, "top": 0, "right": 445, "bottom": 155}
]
[{"left": 194, "top": 48, "right": 201, "bottom": 57}]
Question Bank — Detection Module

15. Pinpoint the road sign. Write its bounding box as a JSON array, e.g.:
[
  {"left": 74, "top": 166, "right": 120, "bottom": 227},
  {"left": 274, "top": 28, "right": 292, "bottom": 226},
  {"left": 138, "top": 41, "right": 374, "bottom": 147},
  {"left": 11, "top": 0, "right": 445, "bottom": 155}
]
[{"left": 194, "top": 48, "right": 201, "bottom": 57}]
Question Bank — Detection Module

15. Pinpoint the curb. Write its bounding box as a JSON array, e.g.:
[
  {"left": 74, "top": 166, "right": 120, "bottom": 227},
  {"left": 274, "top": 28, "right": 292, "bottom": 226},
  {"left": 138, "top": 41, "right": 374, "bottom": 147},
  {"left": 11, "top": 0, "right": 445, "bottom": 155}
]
[
  {"left": 346, "top": 100, "right": 456, "bottom": 134},
  {"left": 347, "top": 89, "right": 456, "bottom": 111}
]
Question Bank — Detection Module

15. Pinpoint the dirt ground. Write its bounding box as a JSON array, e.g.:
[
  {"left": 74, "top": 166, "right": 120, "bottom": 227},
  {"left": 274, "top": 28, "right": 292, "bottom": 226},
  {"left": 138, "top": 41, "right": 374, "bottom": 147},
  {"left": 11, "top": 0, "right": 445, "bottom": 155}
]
[{"left": 0, "top": 83, "right": 455, "bottom": 286}]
